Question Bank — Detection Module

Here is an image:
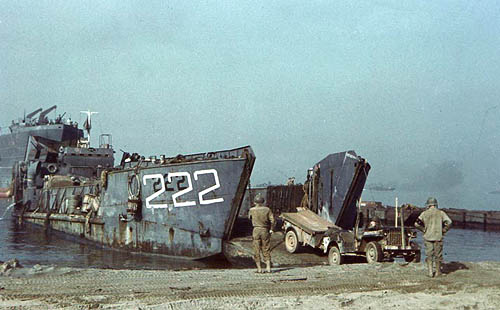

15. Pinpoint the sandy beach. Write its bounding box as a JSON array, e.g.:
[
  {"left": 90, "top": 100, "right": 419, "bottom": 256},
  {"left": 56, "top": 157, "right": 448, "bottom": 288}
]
[{"left": 1, "top": 259, "right": 500, "bottom": 310}]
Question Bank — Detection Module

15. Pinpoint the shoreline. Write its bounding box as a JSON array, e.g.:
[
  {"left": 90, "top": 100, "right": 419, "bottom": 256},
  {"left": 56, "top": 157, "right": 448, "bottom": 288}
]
[{"left": 1, "top": 261, "right": 500, "bottom": 309}]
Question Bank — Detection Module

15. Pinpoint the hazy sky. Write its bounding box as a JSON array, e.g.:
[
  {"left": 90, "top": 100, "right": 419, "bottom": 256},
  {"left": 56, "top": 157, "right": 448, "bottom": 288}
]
[{"left": 1, "top": 1, "right": 500, "bottom": 210}]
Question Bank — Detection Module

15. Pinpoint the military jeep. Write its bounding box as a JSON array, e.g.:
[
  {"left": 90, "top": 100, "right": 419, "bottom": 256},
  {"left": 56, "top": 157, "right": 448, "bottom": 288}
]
[
  {"left": 324, "top": 226, "right": 420, "bottom": 265},
  {"left": 282, "top": 209, "right": 420, "bottom": 265}
]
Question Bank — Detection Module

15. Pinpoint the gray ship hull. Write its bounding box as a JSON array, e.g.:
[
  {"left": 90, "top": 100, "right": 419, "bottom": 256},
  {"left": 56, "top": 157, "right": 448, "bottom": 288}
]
[{"left": 15, "top": 146, "right": 254, "bottom": 259}]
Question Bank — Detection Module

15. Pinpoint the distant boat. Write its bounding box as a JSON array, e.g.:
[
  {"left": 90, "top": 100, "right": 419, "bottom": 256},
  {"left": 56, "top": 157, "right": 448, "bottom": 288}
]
[
  {"left": 488, "top": 190, "right": 500, "bottom": 195},
  {"left": 365, "top": 184, "right": 396, "bottom": 191}
]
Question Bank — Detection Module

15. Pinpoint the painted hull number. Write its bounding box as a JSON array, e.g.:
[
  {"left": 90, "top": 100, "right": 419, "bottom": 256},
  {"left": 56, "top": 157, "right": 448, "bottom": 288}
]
[{"left": 142, "top": 169, "right": 224, "bottom": 209}]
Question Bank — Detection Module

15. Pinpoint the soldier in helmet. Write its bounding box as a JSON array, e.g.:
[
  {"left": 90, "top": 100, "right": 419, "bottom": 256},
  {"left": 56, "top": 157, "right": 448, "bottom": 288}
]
[
  {"left": 366, "top": 216, "right": 382, "bottom": 231},
  {"left": 248, "top": 193, "right": 275, "bottom": 273},
  {"left": 415, "top": 197, "right": 452, "bottom": 278}
]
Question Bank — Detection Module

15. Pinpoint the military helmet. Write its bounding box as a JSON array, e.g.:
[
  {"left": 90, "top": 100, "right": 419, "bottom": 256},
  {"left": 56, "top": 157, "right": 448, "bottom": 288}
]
[
  {"left": 425, "top": 197, "right": 438, "bottom": 208},
  {"left": 254, "top": 193, "right": 265, "bottom": 204}
]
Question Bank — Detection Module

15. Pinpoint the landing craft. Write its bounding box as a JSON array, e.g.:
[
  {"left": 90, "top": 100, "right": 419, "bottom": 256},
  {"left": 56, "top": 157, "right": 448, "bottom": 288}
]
[
  {"left": 365, "top": 184, "right": 396, "bottom": 191},
  {"left": 2, "top": 107, "right": 255, "bottom": 259}
]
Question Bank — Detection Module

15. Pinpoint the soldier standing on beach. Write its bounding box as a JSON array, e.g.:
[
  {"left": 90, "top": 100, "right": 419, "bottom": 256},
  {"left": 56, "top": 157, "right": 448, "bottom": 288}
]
[
  {"left": 415, "top": 197, "right": 452, "bottom": 278},
  {"left": 248, "top": 193, "right": 275, "bottom": 273}
]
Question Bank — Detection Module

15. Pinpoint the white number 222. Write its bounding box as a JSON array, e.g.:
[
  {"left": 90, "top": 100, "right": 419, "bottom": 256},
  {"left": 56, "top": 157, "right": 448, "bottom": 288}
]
[{"left": 142, "top": 169, "right": 224, "bottom": 209}]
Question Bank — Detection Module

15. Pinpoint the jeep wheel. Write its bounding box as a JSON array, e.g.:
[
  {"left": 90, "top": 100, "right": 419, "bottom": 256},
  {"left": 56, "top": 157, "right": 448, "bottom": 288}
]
[
  {"left": 365, "top": 241, "right": 382, "bottom": 263},
  {"left": 285, "top": 230, "right": 299, "bottom": 253},
  {"left": 328, "top": 246, "right": 343, "bottom": 265},
  {"left": 404, "top": 252, "right": 421, "bottom": 263},
  {"left": 404, "top": 241, "right": 421, "bottom": 263},
  {"left": 414, "top": 249, "right": 421, "bottom": 263}
]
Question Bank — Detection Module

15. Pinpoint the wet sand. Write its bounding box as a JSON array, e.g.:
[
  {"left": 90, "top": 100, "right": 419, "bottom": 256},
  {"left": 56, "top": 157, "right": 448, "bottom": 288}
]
[
  {"left": 2, "top": 231, "right": 500, "bottom": 309},
  {"left": 1, "top": 260, "right": 500, "bottom": 309},
  {"left": 223, "top": 231, "right": 332, "bottom": 267}
]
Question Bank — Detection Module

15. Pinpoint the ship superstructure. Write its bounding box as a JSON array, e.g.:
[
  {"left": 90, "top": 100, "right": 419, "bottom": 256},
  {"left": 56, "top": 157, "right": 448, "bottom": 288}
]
[{"left": 0, "top": 105, "right": 83, "bottom": 188}]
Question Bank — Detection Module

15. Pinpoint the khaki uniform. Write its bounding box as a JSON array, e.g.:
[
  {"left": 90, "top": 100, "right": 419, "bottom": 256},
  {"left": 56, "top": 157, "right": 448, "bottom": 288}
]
[
  {"left": 416, "top": 207, "right": 452, "bottom": 265},
  {"left": 300, "top": 181, "right": 309, "bottom": 209},
  {"left": 248, "top": 203, "right": 275, "bottom": 263}
]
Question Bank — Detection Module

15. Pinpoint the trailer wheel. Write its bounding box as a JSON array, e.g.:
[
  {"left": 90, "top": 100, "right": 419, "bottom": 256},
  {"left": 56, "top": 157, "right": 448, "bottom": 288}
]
[
  {"left": 365, "top": 241, "right": 382, "bottom": 263},
  {"left": 285, "top": 230, "right": 299, "bottom": 253},
  {"left": 328, "top": 246, "right": 343, "bottom": 265}
]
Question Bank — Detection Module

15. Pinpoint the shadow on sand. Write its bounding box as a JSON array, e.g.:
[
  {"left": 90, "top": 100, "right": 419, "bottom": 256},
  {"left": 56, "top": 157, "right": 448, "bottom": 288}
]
[{"left": 442, "top": 261, "right": 469, "bottom": 275}]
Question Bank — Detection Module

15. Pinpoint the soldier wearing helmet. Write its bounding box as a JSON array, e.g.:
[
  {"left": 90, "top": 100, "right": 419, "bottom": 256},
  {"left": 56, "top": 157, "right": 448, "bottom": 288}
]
[
  {"left": 415, "top": 197, "right": 452, "bottom": 278},
  {"left": 248, "top": 193, "right": 275, "bottom": 273}
]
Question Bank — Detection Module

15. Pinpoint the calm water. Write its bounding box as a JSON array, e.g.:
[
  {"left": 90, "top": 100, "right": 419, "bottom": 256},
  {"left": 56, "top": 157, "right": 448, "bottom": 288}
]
[
  {"left": 0, "top": 199, "right": 230, "bottom": 270},
  {"left": 1, "top": 199, "right": 500, "bottom": 269}
]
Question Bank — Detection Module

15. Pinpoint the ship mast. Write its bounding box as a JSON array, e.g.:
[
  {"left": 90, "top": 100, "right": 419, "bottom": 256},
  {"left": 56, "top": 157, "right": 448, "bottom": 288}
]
[{"left": 80, "top": 110, "right": 98, "bottom": 147}]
